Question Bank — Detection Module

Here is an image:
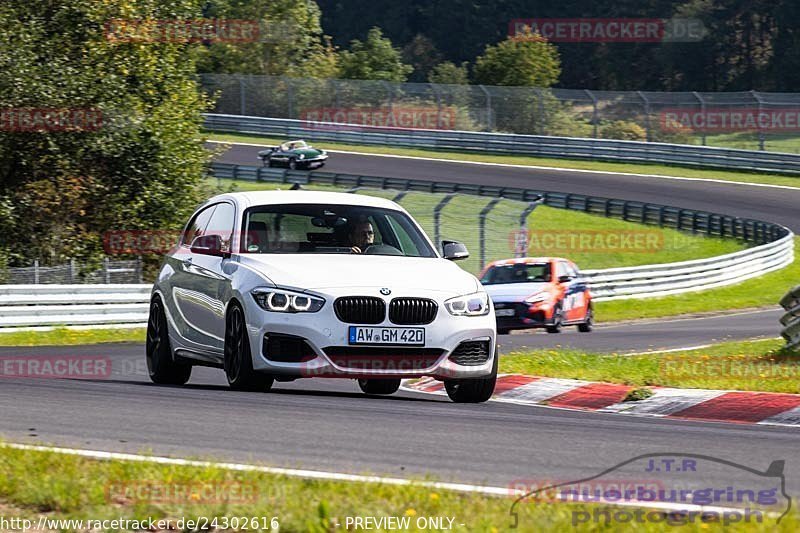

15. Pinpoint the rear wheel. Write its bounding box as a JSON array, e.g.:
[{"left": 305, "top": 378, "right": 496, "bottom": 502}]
[
  {"left": 358, "top": 378, "right": 401, "bottom": 395},
  {"left": 288, "top": 158, "right": 297, "bottom": 170},
  {"left": 146, "top": 297, "right": 191, "bottom": 385},
  {"left": 224, "top": 304, "right": 273, "bottom": 392},
  {"left": 578, "top": 305, "right": 594, "bottom": 333},
  {"left": 546, "top": 303, "right": 563, "bottom": 334},
  {"left": 444, "top": 349, "right": 498, "bottom": 403}
]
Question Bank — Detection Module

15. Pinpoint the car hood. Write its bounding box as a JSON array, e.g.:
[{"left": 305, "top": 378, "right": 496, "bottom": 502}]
[
  {"left": 238, "top": 254, "right": 479, "bottom": 294},
  {"left": 483, "top": 282, "right": 550, "bottom": 302},
  {"left": 293, "top": 148, "right": 323, "bottom": 157}
]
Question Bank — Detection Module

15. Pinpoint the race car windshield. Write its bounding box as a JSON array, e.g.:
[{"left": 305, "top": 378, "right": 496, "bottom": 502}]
[
  {"left": 241, "top": 204, "right": 437, "bottom": 257},
  {"left": 481, "top": 263, "right": 552, "bottom": 284}
]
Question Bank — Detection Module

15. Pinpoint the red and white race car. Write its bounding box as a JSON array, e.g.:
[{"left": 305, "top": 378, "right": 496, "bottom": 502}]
[{"left": 479, "top": 257, "right": 593, "bottom": 334}]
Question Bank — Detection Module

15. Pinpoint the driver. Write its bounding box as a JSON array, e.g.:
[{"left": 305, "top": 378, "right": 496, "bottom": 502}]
[{"left": 348, "top": 220, "right": 374, "bottom": 254}]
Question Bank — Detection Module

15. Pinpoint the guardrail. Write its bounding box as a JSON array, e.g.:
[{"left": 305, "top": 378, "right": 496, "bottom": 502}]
[
  {"left": 780, "top": 286, "right": 800, "bottom": 350},
  {"left": 209, "top": 162, "right": 794, "bottom": 302},
  {"left": 205, "top": 114, "right": 800, "bottom": 175},
  {"left": 0, "top": 285, "right": 150, "bottom": 328}
]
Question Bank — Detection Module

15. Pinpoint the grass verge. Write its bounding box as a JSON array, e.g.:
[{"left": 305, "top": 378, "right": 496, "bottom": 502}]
[
  {"left": 501, "top": 338, "right": 800, "bottom": 394},
  {"left": 0, "top": 328, "right": 145, "bottom": 347},
  {"left": 595, "top": 237, "right": 799, "bottom": 322},
  {"left": 0, "top": 444, "right": 796, "bottom": 532},
  {"left": 207, "top": 131, "right": 800, "bottom": 189}
]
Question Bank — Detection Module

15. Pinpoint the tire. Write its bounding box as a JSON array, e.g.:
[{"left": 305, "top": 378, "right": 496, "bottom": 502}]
[
  {"left": 146, "top": 297, "right": 192, "bottom": 385},
  {"left": 358, "top": 378, "right": 401, "bottom": 395},
  {"left": 444, "top": 349, "right": 498, "bottom": 403},
  {"left": 288, "top": 158, "right": 297, "bottom": 170},
  {"left": 578, "top": 305, "right": 594, "bottom": 333},
  {"left": 224, "top": 303, "right": 274, "bottom": 392},
  {"left": 546, "top": 303, "right": 563, "bottom": 334}
]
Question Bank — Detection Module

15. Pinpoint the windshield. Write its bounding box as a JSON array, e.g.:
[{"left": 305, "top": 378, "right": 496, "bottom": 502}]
[
  {"left": 241, "top": 203, "right": 437, "bottom": 257},
  {"left": 281, "top": 140, "right": 308, "bottom": 150},
  {"left": 481, "top": 263, "right": 551, "bottom": 285}
]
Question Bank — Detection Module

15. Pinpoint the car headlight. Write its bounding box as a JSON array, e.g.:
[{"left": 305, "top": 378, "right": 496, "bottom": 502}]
[
  {"left": 444, "top": 292, "right": 490, "bottom": 316},
  {"left": 251, "top": 288, "right": 324, "bottom": 313},
  {"left": 525, "top": 292, "right": 548, "bottom": 304},
  {"left": 298, "top": 153, "right": 305, "bottom": 159}
]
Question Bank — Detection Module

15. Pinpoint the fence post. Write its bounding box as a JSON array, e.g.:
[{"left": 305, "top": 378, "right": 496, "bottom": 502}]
[
  {"left": 478, "top": 198, "right": 502, "bottom": 270},
  {"left": 34, "top": 259, "right": 39, "bottom": 285},
  {"left": 693, "top": 91, "right": 706, "bottom": 146},
  {"left": 69, "top": 258, "right": 76, "bottom": 284},
  {"left": 751, "top": 90, "right": 766, "bottom": 151},
  {"left": 284, "top": 76, "right": 294, "bottom": 118},
  {"left": 430, "top": 83, "right": 443, "bottom": 128},
  {"left": 103, "top": 257, "right": 110, "bottom": 284},
  {"left": 478, "top": 85, "right": 493, "bottom": 131},
  {"left": 136, "top": 256, "right": 143, "bottom": 283},
  {"left": 433, "top": 194, "right": 456, "bottom": 251},
  {"left": 239, "top": 76, "right": 246, "bottom": 116},
  {"left": 585, "top": 89, "right": 598, "bottom": 138},
  {"left": 516, "top": 199, "right": 543, "bottom": 258},
  {"left": 637, "top": 91, "right": 652, "bottom": 142},
  {"left": 534, "top": 88, "right": 545, "bottom": 135}
]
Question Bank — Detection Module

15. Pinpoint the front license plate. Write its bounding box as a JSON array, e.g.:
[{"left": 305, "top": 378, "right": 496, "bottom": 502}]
[
  {"left": 495, "top": 309, "right": 515, "bottom": 317},
  {"left": 348, "top": 326, "right": 425, "bottom": 346}
]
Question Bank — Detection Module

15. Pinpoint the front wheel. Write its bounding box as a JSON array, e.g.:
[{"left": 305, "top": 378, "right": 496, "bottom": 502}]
[
  {"left": 444, "top": 349, "right": 497, "bottom": 403},
  {"left": 546, "top": 303, "right": 563, "bottom": 334},
  {"left": 146, "top": 297, "right": 192, "bottom": 385},
  {"left": 288, "top": 158, "right": 297, "bottom": 170},
  {"left": 224, "top": 304, "right": 274, "bottom": 392},
  {"left": 358, "top": 378, "right": 401, "bottom": 395}
]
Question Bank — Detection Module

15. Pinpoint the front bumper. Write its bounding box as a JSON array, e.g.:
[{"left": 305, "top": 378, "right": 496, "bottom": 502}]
[
  {"left": 493, "top": 301, "right": 556, "bottom": 330},
  {"left": 241, "top": 287, "right": 496, "bottom": 379}
]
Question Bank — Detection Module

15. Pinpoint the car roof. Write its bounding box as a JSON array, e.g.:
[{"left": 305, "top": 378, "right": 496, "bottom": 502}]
[
  {"left": 486, "top": 257, "right": 571, "bottom": 267},
  {"left": 205, "top": 190, "right": 406, "bottom": 212}
]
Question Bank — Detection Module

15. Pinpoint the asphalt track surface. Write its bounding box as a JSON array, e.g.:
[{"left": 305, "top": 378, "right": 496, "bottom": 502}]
[
  {"left": 2, "top": 344, "right": 800, "bottom": 497},
  {"left": 1, "top": 144, "right": 798, "bottom": 504}
]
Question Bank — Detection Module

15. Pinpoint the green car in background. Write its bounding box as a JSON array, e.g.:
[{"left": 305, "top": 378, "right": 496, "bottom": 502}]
[{"left": 258, "top": 140, "right": 329, "bottom": 170}]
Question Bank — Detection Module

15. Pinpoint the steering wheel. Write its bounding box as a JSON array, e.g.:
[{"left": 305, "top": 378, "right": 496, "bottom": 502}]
[{"left": 363, "top": 244, "right": 403, "bottom": 256}]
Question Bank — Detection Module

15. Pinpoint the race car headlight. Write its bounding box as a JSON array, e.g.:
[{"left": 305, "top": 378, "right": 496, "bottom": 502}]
[
  {"left": 445, "top": 292, "right": 490, "bottom": 316},
  {"left": 525, "top": 292, "right": 548, "bottom": 304},
  {"left": 298, "top": 153, "right": 305, "bottom": 159},
  {"left": 251, "top": 288, "right": 324, "bottom": 313}
]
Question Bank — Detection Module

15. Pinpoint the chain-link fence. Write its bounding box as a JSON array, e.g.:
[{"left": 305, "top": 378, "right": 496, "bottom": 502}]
[
  {"left": 201, "top": 74, "right": 800, "bottom": 153},
  {"left": 3, "top": 258, "right": 143, "bottom": 284}
]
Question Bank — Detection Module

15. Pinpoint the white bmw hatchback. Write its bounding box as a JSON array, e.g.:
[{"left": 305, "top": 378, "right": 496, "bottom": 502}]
[{"left": 147, "top": 191, "right": 497, "bottom": 402}]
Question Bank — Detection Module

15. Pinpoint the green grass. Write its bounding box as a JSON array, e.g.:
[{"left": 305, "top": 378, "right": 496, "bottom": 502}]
[
  {"left": 0, "top": 444, "right": 796, "bottom": 532},
  {"left": 595, "top": 236, "right": 800, "bottom": 322},
  {"left": 501, "top": 338, "right": 800, "bottom": 394},
  {"left": 207, "top": 131, "right": 800, "bottom": 189},
  {"left": 0, "top": 327, "right": 145, "bottom": 347}
]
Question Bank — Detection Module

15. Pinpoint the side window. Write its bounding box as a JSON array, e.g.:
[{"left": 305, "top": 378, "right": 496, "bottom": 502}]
[
  {"left": 386, "top": 216, "right": 421, "bottom": 256},
  {"left": 566, "top": 263, "right": 579, "bottom": 278},
  {"left": 556, "top": 261, "right": 569, "bottom": 279},
  {"left": 182, "top": 205, "right": 217, "bottom": 246},
  {"left": 205, "top": 202, "right": 235, "bottom": 252}
]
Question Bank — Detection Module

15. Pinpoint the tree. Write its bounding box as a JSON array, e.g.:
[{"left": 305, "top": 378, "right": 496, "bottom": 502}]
[
  {"left": 428, "top": 62, "right": 470, "bottom": 85},
  {"left": 0, "top": 0, "right": 209, "bottom": 267},
  {"left": 338, "top": 27, "right": 413, "bottom": 81},
  {"left": 195, "top": 0, "right": 338, "bottom": 77},
  {"left": 403, "top": 34, "right": 442, "bottom": 82},
  {"left": 474, "top": 30, "right": 561, "bottom": 87}
]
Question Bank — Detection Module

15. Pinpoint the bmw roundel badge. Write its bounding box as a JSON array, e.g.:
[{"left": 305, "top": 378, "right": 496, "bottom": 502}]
[{"left": 380, "top": 288, "right": 391, "bottom": 295}]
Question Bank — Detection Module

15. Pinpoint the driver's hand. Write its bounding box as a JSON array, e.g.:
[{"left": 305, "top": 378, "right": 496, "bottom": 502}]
[{"left": 350, "top": 246, "right": 362, "bottom": 254}]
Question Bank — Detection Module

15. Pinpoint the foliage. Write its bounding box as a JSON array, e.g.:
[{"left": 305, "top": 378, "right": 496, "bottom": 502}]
[
  {"left": 402, "top": 34, "right": 443, "bottom": 82},
  {"left": 194, "top": 0, "right": 338, "bottom": 78},
  {"left": 337, "top": 27, "right": 413, "bottom": 82},
  {"left": 474, "top": 30, "right": 561, "bottom": 87},
  {"left": 600, "top": 120, "right": 648, "bottom": 141},
  {"left": 427, "top": 61, "right": 470, "bottom": 85},
  {"left": 0, "top": 0, "right": 209, "bottom": 266}
]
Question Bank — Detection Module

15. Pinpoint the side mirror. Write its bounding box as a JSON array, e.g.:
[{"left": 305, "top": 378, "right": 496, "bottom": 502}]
[
  {"left": 558, "top": 275, "right": 573, "bottom": 283},
  {"left": 442, "top": 240, "right": 469, "bottom": 261},
  {"left": 190, "top": 234, "right": 226, "bottom": 257}
]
